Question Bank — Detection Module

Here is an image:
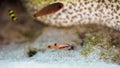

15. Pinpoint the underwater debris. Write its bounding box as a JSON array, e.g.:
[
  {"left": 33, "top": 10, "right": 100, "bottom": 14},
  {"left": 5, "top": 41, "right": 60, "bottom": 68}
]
[
  {"left": 27, "top": 45, "right": 39, "bottom": 57},
  {"left": 27, "top": 49, "right": 37, "bottom": 57}
]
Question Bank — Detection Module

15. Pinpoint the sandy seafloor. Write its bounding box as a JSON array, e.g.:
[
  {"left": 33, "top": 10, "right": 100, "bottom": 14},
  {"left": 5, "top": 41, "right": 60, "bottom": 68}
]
[
  {"left": 0, "top": 0, "right": 120, "bottom": 68},
  {"left": 0, "top": 26, "right": 120, "bottom": 68},
  {"left": 0, "top": 43, "right": 120, "bottom": 68}
]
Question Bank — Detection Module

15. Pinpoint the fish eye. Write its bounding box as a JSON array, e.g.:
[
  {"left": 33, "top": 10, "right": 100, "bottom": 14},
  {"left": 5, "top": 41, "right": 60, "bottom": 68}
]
[
  {"left": 28, "top": 50, "right": 37, "bottom": 57},
  {"left": 54, "top": 43, "right": 57, "bottom": 46},
  {"left": 57, "top": 4, "right": 63, "bottom": 9},
  {"left": 48, "top": 45, "right": 51, "bottom": 48},
  {"left": 70, "top": 46, "right": 74, "bottom": 50}
]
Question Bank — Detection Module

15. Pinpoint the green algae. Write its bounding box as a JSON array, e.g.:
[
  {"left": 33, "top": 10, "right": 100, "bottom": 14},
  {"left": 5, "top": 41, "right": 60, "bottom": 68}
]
[{"left": 80, "top": 32, "right": 120, "bottom": 64}]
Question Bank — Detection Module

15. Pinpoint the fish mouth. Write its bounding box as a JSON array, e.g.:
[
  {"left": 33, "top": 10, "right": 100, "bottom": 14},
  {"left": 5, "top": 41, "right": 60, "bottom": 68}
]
[{"left": 34, "top": 2, "right": 64, "bottom": 17}]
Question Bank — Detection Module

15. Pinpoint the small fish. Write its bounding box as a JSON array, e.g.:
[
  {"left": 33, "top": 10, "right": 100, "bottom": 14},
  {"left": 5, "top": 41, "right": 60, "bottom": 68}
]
[
  {"left": 47, "top": 43, "right": 74, "bottom": 50},
  {"left": 8, "top": 9, "right": 17, "bottom": 22},
  {"left": 34, "top": 2, "right": 63, "bottom": 17}
]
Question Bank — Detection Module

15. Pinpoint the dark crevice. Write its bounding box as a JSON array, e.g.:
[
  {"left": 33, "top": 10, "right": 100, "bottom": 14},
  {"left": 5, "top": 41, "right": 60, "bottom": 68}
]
[{"left": 27, "top": 50, "right": 37, "bottom": 57}]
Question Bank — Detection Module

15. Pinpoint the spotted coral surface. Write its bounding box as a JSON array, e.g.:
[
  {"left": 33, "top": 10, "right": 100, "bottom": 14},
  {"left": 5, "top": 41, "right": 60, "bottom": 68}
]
[{"left": 21, "top": 0, "right": 120, "bottom": 30}]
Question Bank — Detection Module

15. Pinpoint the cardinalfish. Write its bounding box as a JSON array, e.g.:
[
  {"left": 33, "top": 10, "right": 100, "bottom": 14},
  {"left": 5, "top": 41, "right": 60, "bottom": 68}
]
[
  {"left": 47, "top": 43, "right": 74, "bottom": 50},
  {"left": 8, "top": 9, "right": 17, "bottom": 22}
]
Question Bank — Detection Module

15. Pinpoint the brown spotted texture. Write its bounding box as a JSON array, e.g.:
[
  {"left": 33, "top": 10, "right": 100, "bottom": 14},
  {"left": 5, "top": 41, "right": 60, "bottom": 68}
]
[{"left": 23, "top": 0, "right": 120, "bottom": 30}]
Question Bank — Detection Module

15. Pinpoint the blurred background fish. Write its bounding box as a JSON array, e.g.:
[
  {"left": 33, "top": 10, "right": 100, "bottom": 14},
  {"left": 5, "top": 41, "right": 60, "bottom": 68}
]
[
  {"left": 8, "top": 9, "right": 17, "bottom": 22},
  {"left": 0, "top": 0, "right": 44, "bottom": 44}
]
